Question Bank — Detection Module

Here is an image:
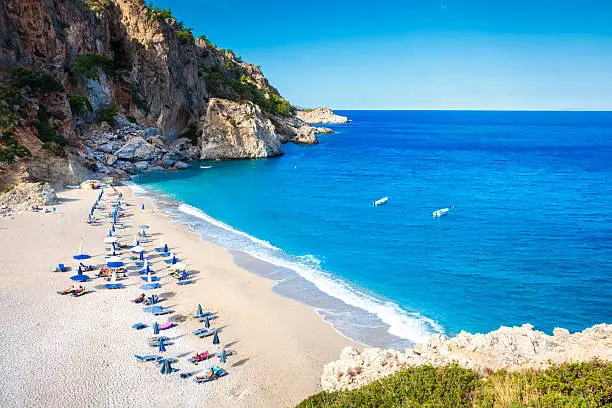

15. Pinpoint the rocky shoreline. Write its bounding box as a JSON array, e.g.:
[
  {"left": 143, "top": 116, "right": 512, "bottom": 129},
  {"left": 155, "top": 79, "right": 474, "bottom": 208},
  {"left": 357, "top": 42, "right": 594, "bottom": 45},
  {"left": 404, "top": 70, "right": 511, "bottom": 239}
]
[
  {"left": 297, "top": 108, "right": 350, "bottom": 124},
  {"left": 321, "top": 323, "right": 612, "bottom": 392}
]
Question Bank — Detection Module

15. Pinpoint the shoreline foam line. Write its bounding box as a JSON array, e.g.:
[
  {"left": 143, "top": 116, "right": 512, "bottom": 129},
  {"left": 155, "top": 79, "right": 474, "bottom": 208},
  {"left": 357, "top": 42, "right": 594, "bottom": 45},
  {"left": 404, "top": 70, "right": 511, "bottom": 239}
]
[{"left": 126, "top": 181, "right": 444, "bottom": 345}]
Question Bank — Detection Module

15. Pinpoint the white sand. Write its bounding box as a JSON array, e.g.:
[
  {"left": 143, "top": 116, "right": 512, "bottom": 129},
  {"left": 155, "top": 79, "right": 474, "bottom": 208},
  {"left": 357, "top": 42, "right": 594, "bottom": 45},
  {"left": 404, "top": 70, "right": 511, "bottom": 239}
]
[{"left": 0, "top": 186, "right": 353, "bottom": 407}]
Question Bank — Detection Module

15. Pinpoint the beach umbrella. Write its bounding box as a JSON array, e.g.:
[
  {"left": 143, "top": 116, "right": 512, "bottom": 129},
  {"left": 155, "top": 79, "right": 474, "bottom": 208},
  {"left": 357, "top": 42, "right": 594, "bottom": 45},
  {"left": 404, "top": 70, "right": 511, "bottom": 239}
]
[
  {"left": 108, "top": 230, "right": 113, "bottom": 237},
  {"left": 219, "top": 350, "right": 227, "bottom": 364},
  {"left": 153, "top": 322, "right": 160, "bottom": 335},
  {"left": 141, "top": 204, "right": 145, "bottom": 210},
  {"left": 158, "top": 338, "right": 166, "bottom": 353},
  {"left": 171, "top": 255, "right": 177, "bottom": 265},
  {"left": 163, "top": 243, "right": 168, "bottom": 253},
  {"left": 139, "top": 252, "right": 144, "bottom": 261},
  {"left": 160, "top": 359, "right": 173, "bottom": 375},
  {"left": 204, "top": 315, "right": 210, "bottom": 329},
  {"left": 169, "top": 262, "right": 186, "bottom": 271},
  {"left": 130, "top": 245, "right": 145, "bottom": 253},
  {"left": 107, "top": 261, "right": 124, "bottom": 268},
  {"left": 70, "top": 265, "right": 89, "bottom": 282},
  {"left": 196, "top": 304, "right": 203, "bottom": 316},
  {"left": 147, "top": 271, "right": 153, "bottom": 283},
  {"left": 73, "top": 242, "right": 90, "bottom": 260},
  {"left": 212, "top": 331, "right": 220, "bottom": 345},
  {"left": 111, "top": 225, "right": 115, "bottom": 233},
  {"left": 139, "top": 225, "right": 150, "bottom": 230},
  {"left": 104, "top": 236, "right": 119, "bottom": 244}
]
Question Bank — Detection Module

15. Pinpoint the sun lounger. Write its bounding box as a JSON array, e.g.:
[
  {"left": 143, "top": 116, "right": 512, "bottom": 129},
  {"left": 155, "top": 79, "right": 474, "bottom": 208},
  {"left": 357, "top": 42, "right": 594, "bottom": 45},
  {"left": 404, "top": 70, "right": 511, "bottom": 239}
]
[
  {"left": 134, "top": 355, "right": 160, "bottom": 362},
  {"left": 197, "top": 313, "right": 217, "bottom": 322},
  {"left": 149, "top": 340, "right": 174, "bottom": 347},
  {"left": 176, "top": 280, "right": 194, "bottom": 285},
  {"left": 140, "top": 283, "right": 160, "bottom": 290},
  {"left": 153, "top": 307, "right": 173, "bottom": 316},
  {"left": 180, "top": 372, "right": 193, "bottom": 379},
  {"left": 193, "top": 328, "right": 217, "bottom": 337},
  {"left": 187, "top": 352, "right": 210, "bottom": 364},
  {"left": 214, "top": 350, "right": 233, "bottom": 358},
  {"left": 53, "top": 263, "right": 67, "bottom": 272},
  {"left": 164, "top": 259, "right": 178, "bottom": 264},
  {"left": 105, "top": 283, "right": 124, "bottom": 289},
  {"left": 132, "top": 323, "right": 147, "bottom": 330},
  {"left": 159, "top": 252, "right": 170, "bottom": 257},
  {"left": 192, "top": 310, "right": 214, "bottom": 319},
  {"left": 194, "top": 367, "right": 227, "bottom": 383},
  {"left": 157, "top": 358, "right": 177, "bottom": 364},
  {"left": 140, "top": 276, "right": 160, "bottom": 282},
  {"left": 159, "top": 322, "right": 174, "bottom": 330}
]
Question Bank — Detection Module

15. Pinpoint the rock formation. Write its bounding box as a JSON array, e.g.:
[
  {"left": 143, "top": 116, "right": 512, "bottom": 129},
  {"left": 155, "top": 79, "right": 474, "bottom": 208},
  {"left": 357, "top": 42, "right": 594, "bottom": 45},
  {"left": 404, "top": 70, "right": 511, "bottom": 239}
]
[
  {"left": 297, "top": 108, "right": 350, "bottom": 124},
  {"left": 0, "top": 182, "right": 58, "bottom": 211},
  {"left": 0, "top": 0, "right": 334, "bottom": 188},
  {"left": 321, "top": 323, "right": 612, "bottom": 392},
  {"left": 201, "top": 98, "right": 282, "bottom": 159}
]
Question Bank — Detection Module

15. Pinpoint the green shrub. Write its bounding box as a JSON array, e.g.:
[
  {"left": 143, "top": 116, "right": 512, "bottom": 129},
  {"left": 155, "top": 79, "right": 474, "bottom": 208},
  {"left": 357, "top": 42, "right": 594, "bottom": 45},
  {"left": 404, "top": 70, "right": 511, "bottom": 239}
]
[
  {"left": 2, "top": 185, "right": 15, "bottom": 194},
  {"left": 68, "top": 94, "right": 92, "bottom": 117},
  {"left": 34, "top": 107, "right": 67, "bottom": 148},
  {"left": 9, "top": 67, "right": 64, "bottom": 95},
  {"left": 176, "top": 28, "right": 194, "bottom": 42},
  {"left": 298, "top": 361, "right": 612, "bottom": 408},
  {"left": 0, "top": 148, "right": 15, "bottom": 163},
  {"left": 126, "top": 115, "right": 137, "bottom": 124},
  {"left": 73, "top": 54, "right": 115, "bottom": 80},
  {"left": 96, "top": 104, "right": 117, "bottom": 126},
  {"left": 230, "top": 76, "right": 294, "bottom": 117},
  {"left": 180, "top": 121, "right": 199, "bottom": 145}
]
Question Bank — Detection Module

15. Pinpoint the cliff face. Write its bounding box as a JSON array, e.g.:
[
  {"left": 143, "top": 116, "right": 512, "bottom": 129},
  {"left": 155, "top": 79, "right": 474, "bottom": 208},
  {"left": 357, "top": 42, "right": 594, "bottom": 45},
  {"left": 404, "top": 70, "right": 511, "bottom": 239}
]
[
  {"left": 297, "top": 108, "right": 350, "bottom": 124},
  {"left": 0, "top": 0, "right": 320, "bottom": 187}
]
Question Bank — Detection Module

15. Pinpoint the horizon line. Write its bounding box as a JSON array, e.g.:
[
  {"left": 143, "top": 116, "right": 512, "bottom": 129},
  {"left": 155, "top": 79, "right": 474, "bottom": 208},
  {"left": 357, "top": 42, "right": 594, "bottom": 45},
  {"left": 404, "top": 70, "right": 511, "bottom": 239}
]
[{"left": 323, "top": 108, "right": 612, "bottom": 112}]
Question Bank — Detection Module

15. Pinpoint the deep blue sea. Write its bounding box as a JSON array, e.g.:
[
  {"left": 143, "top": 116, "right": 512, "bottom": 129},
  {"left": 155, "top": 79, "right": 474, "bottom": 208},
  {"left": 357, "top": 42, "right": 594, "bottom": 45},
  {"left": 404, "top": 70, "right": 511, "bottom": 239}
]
[{"left": 132, "top": 110, "right": 612, "bottom": 348}]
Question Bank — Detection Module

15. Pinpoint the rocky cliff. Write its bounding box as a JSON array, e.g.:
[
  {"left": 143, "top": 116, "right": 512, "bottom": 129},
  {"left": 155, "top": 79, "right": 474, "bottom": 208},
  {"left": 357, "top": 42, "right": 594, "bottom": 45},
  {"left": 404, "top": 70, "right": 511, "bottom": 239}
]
[
  {"left": 297, "top": 107, "right": 350, "bottom": 124},
  {"left": 0, "top": 0, "right": 323, "bottom": 188},
  {"left": 321, "top": 323, "right": 612, "bottom": 392}
]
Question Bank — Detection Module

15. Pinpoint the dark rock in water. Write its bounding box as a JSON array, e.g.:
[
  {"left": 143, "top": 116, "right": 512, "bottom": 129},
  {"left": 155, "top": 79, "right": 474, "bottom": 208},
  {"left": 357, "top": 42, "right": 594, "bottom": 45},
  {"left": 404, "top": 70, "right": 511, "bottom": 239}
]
[{"left": 173, "top": 161, "right": 189, "bottom": 170}]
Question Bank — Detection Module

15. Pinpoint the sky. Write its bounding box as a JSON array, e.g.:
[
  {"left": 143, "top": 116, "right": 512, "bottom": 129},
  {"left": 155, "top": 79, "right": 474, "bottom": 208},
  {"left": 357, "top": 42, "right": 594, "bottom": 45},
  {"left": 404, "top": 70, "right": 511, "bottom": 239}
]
[{"left": 151, "top": 0, "right": 612, "bottom": 110}]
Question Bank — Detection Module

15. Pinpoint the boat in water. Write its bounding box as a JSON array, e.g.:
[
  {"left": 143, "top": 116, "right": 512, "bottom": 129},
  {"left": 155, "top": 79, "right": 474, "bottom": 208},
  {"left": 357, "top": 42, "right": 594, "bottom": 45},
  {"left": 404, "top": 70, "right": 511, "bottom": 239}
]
[
  {"left": 200, "top": 166, "right": 213, "bottom": 169},
  {"left": 433, "top": 207, "right": 451, "bottom": 217},
  {"left": 373, "top": 197, "right": 389, "bottom": 206}
]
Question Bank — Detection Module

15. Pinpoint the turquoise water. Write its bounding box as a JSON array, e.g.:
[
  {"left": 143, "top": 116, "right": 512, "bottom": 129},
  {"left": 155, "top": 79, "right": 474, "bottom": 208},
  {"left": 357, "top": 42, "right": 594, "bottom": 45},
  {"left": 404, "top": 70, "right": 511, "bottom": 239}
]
[{"left": 133, "top": 110, "right": 612, "bottom": 348}]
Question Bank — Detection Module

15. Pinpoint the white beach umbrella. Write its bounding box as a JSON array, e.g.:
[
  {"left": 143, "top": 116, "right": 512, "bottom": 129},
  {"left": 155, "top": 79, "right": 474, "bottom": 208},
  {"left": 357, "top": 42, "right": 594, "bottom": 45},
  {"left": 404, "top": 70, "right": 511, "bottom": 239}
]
[
  {"left": 105, "top": 256, "right": 123, "bottom": 263},
  {"left": 130, "top": 245, "right": 146, "bottom": 253},
  {"left": 169, "top": 262, "right": 187, "bottom": 271},
  {"left": 104, "top": 236, "right": 119, "bottom": 244}
]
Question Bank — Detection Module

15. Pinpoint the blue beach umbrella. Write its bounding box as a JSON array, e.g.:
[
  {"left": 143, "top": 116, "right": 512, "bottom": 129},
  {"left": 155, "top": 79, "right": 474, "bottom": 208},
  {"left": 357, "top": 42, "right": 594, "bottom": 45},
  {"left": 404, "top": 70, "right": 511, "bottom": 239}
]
[
  {"left": 196, "top": 304, "right": 203, "bottom": 316},
  {"left": 164, "top": 244, "right": 168, "bottom": 252},
  {"left": 107, "top": 261, "right": 124, "bottom": 268},
  {"left": 204, "top": 315, "right": 210, "bottom": 329},
  {"left": 141, "top": 204, "right": 145, "bottom": 210},
  {"left": 219, "top": 350, "right": 227, "bottom": 364},
  {"left": 73, "top": 253, "right": 90, "bottom": 261},
  {"left": 212, "top": 331, "right": 220, "bottom": 345},
  {"left": 160, "top": 359, "right": 173, "bottom": 374},
  {"left": 153, "top": 322, "right": 159, "bottom": 335},
  {"left": 108, "top": 230, "right": 112, "bottom": 237},
  {"left": 70, "top": 267, "right": 89, "bottom": 282},
  {"left": 172, "top": 255, "right": 177, "bottom": 265},
  {"left": 158, "top": 339, "right": 166, "bottom": 353}
]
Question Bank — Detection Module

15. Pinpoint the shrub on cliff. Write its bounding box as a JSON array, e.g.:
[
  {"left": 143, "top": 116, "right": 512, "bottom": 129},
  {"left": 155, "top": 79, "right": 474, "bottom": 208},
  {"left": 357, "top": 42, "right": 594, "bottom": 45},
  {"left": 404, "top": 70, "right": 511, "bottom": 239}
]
[
  {"left": 73, "top": 54, "right": 115, "bottom": 80},
  {"left": 34, "top": 107, "right": 67, "bottom": 151},
  {"left": 9, "top": 67, "right": 64, "bottom": 96},
  {"left": 297, "top": 361, "right": 612, "bottom": 408},
  {"left": 96, "top": 104, "right": 118, "bottom": 126},
  {"left": 68, "top": 94, "right": 93, "bottom": 117}
]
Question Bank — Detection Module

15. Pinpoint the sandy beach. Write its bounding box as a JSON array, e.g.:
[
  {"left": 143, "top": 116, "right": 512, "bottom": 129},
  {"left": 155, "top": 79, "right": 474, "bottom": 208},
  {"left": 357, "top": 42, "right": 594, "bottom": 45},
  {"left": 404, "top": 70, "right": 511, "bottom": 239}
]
[{"left": 0, "top": 185, "right": 353, "bottom": 408}]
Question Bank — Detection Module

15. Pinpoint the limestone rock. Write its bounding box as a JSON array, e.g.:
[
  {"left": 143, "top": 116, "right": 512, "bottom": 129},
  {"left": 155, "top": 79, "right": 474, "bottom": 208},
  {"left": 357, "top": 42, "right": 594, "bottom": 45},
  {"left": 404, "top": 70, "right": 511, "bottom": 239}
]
[
  {"left": 115, "top": 137, "right": 156, "bottom": 162},
  {"left": 201, "top": 98, "right": 282, "bottom": 159},
  {"left": 321, "top": 323, "right": 612, "bottom": 392},
  {"left": 0, "top": 182, "right": 58, "bottom": 211},
  {"left": 161, "top": 152, "right": 180, "bottom": 169},
  {"left": 292, "top": 125, "right": 319, "bottom": 145},
  {"left": 297, "top": 108, "right": 350, "bottom": 124},
  {"left": 134, "top": 161, "right": 149, "bottom": 172},
  {"left": 173, "top": 161, "right": 189, "bottom": 170},
  {"left": 143, "top": 127, "right": 161, "bottom": 139},
  {"left": 314, "top": 127, "right": 334, "bottom": 134}
]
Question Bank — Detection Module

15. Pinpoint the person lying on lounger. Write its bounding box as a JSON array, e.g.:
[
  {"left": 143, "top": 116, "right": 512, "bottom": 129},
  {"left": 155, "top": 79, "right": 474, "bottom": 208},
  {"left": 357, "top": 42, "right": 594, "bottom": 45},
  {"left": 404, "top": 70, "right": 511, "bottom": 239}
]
[
  {"left": 32, "top": 205, "right": 41, "bottom": 211},
  {"left": 98, "top": 267, "right": 112, "bottom": 278},
  {"left": 60, "top": 285, "right": 75, "bottom": 295},
  {"left": 196, "top": 369, "right": 215, "bottom": 381},
  {"left": 134, "top": 293, "right": 145, "bottom": 303},
  {"left": 72, "top": 286, "right": 85, "bottom": 296},
  {"left": 79, "top": 263, "right": 95, "bottom": 272},
  {"left": 193, "top": 352, "right": 209, "bottom": 361}
]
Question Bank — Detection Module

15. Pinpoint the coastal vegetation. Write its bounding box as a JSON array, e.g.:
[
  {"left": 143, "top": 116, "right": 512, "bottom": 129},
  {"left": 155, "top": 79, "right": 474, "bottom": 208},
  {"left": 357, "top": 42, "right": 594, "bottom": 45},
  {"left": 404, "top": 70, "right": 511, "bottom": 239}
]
[
  {"left": 297, "top": 361, "right": 612, "bottom": 408},
  {"left": 96, "top": 104, "right": 118, "bottom": 126},
  {"left": 73, "top": 53, "right": 116, "bottom": 80}
]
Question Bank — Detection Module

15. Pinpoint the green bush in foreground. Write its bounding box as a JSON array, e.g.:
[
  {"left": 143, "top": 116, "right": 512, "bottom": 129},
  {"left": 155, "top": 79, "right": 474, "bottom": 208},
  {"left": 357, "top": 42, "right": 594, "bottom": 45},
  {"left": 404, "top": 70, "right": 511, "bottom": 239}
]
[
  {"left": 297, "top": 361, "right": 612, "bottom": 408},
  {"left": 96, "top": 104, "right": 117, "bottom": 126}
]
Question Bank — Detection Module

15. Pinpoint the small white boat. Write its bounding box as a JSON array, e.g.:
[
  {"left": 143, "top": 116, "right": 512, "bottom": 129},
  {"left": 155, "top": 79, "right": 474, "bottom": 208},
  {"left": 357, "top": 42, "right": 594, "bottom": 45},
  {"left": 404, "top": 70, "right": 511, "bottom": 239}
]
[
  {"left": 373, "top": 197, "right": 389, "bottom": 206},
  {"left": 200, "top": 166, "right": 212, "bottom": 169},
  {"left": 432, "top": 208, "right": 450, "bottom": 218}
]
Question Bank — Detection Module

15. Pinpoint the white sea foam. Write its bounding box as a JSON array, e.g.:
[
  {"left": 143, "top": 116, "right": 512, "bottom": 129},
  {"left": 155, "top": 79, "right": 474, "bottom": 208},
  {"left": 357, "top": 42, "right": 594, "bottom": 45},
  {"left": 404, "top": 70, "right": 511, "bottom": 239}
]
[{"left": 127, "top": 182, "right": 444, "bottom": 345}]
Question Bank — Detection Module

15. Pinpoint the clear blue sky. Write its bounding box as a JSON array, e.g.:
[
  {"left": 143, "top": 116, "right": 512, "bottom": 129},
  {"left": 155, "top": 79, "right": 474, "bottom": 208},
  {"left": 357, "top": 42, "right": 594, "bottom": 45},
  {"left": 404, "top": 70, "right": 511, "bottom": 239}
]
[{"left": 151, "top": 0, "right": 612, "bottom": 110}]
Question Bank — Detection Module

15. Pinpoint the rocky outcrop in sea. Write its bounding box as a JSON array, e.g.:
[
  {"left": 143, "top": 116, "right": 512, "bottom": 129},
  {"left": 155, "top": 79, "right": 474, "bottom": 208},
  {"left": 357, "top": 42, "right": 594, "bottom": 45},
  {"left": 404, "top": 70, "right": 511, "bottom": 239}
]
[
  {"left": 297, "top": 108, "right": 350, "bottom": 124},
  {"left": 321, "top": 323, "right": 612, "bottom": 392}
]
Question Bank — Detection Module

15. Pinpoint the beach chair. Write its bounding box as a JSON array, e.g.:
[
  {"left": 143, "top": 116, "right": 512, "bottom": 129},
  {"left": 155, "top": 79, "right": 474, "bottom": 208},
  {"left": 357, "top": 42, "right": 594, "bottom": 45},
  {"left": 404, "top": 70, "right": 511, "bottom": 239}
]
[
  {"left": 140, "top": 276, "right": 160, "bottom": 282},
  {"left": 194, "top": 367, "right": 227, "bottom": 383},
  {"left": 159, "top": 322, "right": 175, "bottom": 330},
  {"left": 197, "top": 313, "right": 217, "bottom": 322},
  {"left": 159, "top": 252, "right": 171, "bottom": 257},
  {"left": 105, "top": 283, "right": 124, "bottom": 289},
  {"left": 193, "top": 328, "right": 217, "bottom": 338},
  {"left": 187, "top": 352, "right": 210, "bottom": 364},
  {"left": 132, "top": 323, "right": 147, "bottom": 330},
  {"left": 152, "top": 307, "right": 173, "bottom": 316},
  {"left": 176, "top": 280, "right": 194, "bottom": 285},
  {"left": 55, "top": 264, "right": 67, "bottom": 272},
  {"left": 134, "top": 355, "right": 160, "bottom": 362}
]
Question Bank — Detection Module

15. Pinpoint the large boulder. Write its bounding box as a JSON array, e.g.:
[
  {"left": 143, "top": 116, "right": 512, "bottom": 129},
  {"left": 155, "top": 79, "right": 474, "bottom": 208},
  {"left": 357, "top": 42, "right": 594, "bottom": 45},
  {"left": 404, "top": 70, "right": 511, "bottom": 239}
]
[
  {"left": 292, "top": 125, "right": 319, "bottom": 145},
  {"left": 0, "top": 182, "right": 58, "bottom": 211},
  {"left": 296, "top": 107, "right": 350, "bottom": 124},
  {"left": 201, "top": 98, "right": 283, "bottom": 160},
  {"left": 114, "top": 137, "right": 156, "bottom": 162},
  {"left": 161, "top": 152, "right": 181, "bottom": 169}
]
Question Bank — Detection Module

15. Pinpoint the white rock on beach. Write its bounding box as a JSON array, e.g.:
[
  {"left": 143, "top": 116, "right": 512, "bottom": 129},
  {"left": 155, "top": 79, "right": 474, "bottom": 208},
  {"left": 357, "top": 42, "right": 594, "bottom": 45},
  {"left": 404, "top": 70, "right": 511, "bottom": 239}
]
[
  {"left": 296, "top": 107, "right": 350, "bottom": 124},
  {"left": 321, "top": 323, "right": 612, "bottom": 392},
  {"left": 0, "top": 182, "right": 58, "bottom": 211}
]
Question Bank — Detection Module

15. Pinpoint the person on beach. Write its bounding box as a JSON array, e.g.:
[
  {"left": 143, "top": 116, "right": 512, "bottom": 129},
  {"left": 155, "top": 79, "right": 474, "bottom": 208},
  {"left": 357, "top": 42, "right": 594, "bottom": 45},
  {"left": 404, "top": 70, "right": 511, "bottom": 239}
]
[
  {"left": 60, "top": 285, "right": 74, "bottom": 295},
  {"left": 134, "top": 293, "right": 145, "bottom": 303},
  {"left": 72, "top": 286, "right": 85, "bottom": 296}
]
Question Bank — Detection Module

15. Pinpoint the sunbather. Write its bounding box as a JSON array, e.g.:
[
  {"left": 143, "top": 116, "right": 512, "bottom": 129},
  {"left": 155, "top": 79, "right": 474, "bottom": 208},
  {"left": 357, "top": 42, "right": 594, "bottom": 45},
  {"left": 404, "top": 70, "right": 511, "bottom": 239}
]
[
  {"left": 72, "top": 286, "right": 85, "bottom": 296},
  {"left": 196, "top": 369, "right": 215, "bottom": 381},
  {"left": 60, "top": 285, "right": 75, "bottom": 295},
  {"left": 80, "top": 262, "right": 95, "bottom": 272},
  {"left": 193, "top": 351, "right": 209, "bottom": 361},
  {"left": 134, "top": 293, "right": 145, "bottom": 303}
]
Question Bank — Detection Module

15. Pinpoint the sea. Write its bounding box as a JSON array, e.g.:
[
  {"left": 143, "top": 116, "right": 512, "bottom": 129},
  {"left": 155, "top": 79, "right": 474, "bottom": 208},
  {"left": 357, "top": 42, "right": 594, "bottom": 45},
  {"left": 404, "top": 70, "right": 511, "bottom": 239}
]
[{"left": 130, "top": 110, "right": 612, "bottom": 349}]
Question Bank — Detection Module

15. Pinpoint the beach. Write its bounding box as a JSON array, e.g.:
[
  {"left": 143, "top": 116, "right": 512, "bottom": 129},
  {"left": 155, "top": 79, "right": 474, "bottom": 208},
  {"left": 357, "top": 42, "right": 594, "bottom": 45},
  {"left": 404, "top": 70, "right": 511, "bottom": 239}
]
[{"left": 0, "top": 185, "right": 353, "bottom": 408}]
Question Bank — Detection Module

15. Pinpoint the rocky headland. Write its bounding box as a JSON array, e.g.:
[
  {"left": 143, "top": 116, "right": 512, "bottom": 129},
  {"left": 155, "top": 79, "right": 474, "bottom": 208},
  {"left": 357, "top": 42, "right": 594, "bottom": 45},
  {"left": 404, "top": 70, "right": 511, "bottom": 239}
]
[
  {"left": 321, "top": 323, "right": 612, "bottom": 392},
  {"left": 0, "top": 0, "right": 347, "bottom": 190},
  {"left": 297, "top": 108, "right": 350, "bottom": 124}
]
